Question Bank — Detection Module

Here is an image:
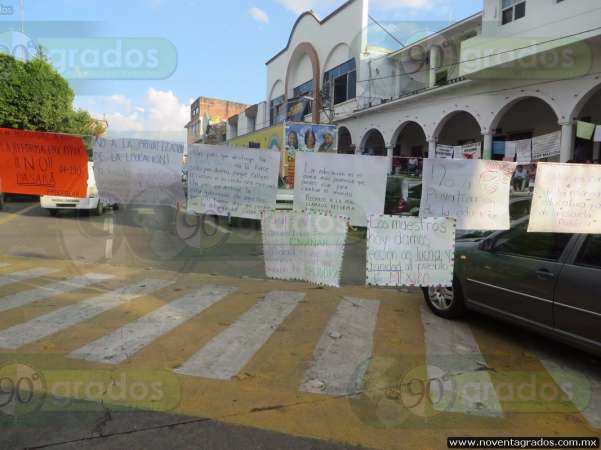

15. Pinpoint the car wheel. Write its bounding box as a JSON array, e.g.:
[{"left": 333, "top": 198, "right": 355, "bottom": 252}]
[
  {"left": 49, "top": 209, "right": 58, "bottom": 217},
  {"left": 92, "top": 202, "right": 104, "bottom": 216},
  {"left": 423, "top": 279, "right": 466, "bottom": 319}
]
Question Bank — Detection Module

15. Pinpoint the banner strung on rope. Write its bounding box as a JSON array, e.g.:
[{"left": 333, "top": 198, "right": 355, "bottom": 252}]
[
  {"left": 0, "top": 128, "right": 88, "bottom": 198},
  {"left": 93, "top": 138, "right": 185, "bottom": 207}
]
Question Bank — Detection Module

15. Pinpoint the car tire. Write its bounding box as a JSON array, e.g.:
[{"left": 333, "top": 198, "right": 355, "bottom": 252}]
[
  {"left": 49, "top": 209, "right": 58, "bottom": 217},
  {"left": 92, "top": 202, "right": 104, "bottom": 216},
  {"left": 422, "top": 279, "right": 466, "bottom": 319}
]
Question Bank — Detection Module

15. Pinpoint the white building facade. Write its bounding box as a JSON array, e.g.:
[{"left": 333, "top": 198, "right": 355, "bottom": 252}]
[{"left": 229, "top": 0, "right": 601, "bottom": 170}]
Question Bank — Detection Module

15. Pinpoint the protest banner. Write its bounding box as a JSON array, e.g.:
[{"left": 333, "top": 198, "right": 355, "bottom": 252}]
[
  {"left": 187, "top": 144, "right": 280, "bottom": 220},
  {"left": 435, "top": 145, "right": 454, "bottom": 159},
  {"left": 93, "top": 138, "right": 185, "bottom": 206},
  {"left": 515, "top": 139, "right": 532, "bottom": 163},
  {"left": 594, "top": 126, "right": 601, "bottom": 143},
  {"left": 367, "top": 216, "right": 456, "bottom": 287},
  {"left": 420, "top": 159, "right": 517, "bottom": 230},
  {"left": 456, "top": 142, "right": 482, "bottom": 160},
  {"left": 0, "top": 128, "right": 88, "bottom": 198},
  {"left": 294, "top": 152, "right": 388, "bottom": 227},
  {"left": 504, "top": 141, "right": 517, "bottom": 161},
  {"left": 532, "top": 131, "right": 562, "bottom": 160},
  {"left": 262, "top": 211, "right": 347, "bottom": 287},
  {"left": 528, "top": 163, "right": 601, "bottom": 233}
]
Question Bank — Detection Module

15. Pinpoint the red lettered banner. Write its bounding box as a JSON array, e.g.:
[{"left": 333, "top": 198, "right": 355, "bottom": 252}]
[{"left": 0, "top": 128, "right": 88, "bottom": 197}]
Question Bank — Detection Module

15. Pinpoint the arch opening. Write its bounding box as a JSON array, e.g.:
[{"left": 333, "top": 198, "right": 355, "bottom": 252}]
[
  {"left": 391, "top": 121, "right": 427, "bottom": 175},
  {"left": 338, "top": 127, "right": 355, "bottom": 154},
  {"left": 361, "top": 129, "right": 387, "bottom": 156}
]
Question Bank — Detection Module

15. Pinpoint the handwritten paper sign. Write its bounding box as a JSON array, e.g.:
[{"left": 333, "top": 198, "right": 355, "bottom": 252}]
[
  {"left": 515, "top": 139, "right": 532, "bottom": 163},
  {"left": 262, "top": 212, "right": 347, "bottom": 287},
  {"left": 420, "top": 159, "right": 517, "bottom": 230},
  {"left": 94, "top": 138, "right": 185, "bottom": 206},
  {"left": 367, "top": 216, "right": 456, "bottom": 287},
  {"left": 529, "top": 163, "right": 601, "bottom": 233},
  {"left": 187, "top": 144, "right": 280, "bottom": 220},
  {"left": 577, "top": 121, "right": 596, "bottom": 140},
  {"left": 594, "top": 126, "right": 601, "bottom": 143},
  {"left": 532, "top": 131, "right": 561, "bottom": 160},
  {"left": 435, "top": 145, "right": 454, "bottom": 159},
  {"left": 294, "top": 153, "right": 388, "bottom": 227},
  {"left": 455, "top": 143, "right": 482, "bottom": 160},
  {"left": 0, "top": 128, "right": 87, "bottom": 197}
]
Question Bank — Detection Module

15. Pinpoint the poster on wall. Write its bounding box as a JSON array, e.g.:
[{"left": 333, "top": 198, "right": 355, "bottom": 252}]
[
  {"left": 93, "top": 138, "right": 185, "bottom": 207},
  {"left": 285, "top": 123, "right": 338, "bottom": 187},
  {"left": 531, "top": 131, "right": 562, "bottom": 160},
  {"left": 262, "top": 211, "right": 347, "bottom": 288},
  {"left": 420, "top": 159, "right": 517, "bottom": 230},
  {"left": 528, "top": 163, "right": 601, "bottom": 233},
  {"left": 294, "top": 152, "right": 388, "bottom": 227},
  {"left": 0, "top": 128, "right": 88, "bottom": 198},
  {"left": 366, "top": 216, "right": 456, "bottom": 288},
  {"left": 187, "top": 144, "right": 280, "bottom": 220}
]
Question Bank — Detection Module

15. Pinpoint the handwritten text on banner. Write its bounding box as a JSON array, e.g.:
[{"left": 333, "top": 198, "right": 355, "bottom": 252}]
[
  {"left": 187, "top": 145, "right": 280, "bottom": 220},
  {"left": 367, "top": 216, "right": 456, "bottom": 287},
  {"left": 420, "top": 159, "right": 517, "bottom": 231},
  {"left": 94, "top": 138, "right": 185, "bottom": 206},
  {"left": 0, "top": 128, "right": 88, "bottom": 198},
  {"left": 294, "top": 153, "right": 388, "bottom": 227},
  {"left": 262, "top": 212, "right": 347, "bottom": 288},
  {"left": 529, "top": 163, "right": 601, "bottom": 233}
]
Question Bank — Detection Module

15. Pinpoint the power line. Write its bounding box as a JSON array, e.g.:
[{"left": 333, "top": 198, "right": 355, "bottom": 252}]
[{"left": 368, "top": 15, "right": 405, "bottom": 50}]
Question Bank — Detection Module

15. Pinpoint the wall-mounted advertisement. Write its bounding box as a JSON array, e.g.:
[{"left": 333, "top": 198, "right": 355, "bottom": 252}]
[{"left": 285, "top": 123, "right": 337, "bottom": 187}]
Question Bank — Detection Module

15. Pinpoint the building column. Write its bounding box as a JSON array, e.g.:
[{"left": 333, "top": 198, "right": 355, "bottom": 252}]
[
  {"left": 387, "top": 146, "right": 394, "bottom": 174},
  {"left": 428, "top": 139, "right": 437, "bottom": 159},
  {"left": 560, "top": 121, "right": 575, "bottom": 163},
  {"left": 482, "top": 132, "right": 493, "bottom": 160},
  {"left": 429, "top": 46, "right": 441, "bottom": 89},
  {"left": 393, "top": 62, "right": 401, "bottom": 98}
]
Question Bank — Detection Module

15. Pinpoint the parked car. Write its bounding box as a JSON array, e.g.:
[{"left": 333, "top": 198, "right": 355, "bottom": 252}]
[
  {"left": 424, "top": 217, "right": 601, "bottom": 357},
  {"left": 0, "top": 192, "right": 4, "bottom": 210},
  {"left": 40, "top": 162, "right": 108, "bottom": 216},
  {"left": 456, "top": 196, "right": 532, "bottom": 239}
]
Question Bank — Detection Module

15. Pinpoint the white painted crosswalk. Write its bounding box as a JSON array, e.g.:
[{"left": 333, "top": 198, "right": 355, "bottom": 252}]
[
  {"left": 420, "top": 305, "right": 503, "bottom": 417},
  {"left": 0, "top": 279, "right": 172, "bottom": 349},
  {"left": 68, "top": 285, "right": 238, "bottom": 364},
  {"left": 0, "top": 267, "right": 59, "bottom": 288},
  {"left": 0, "top": 273, "right": 115, "bottom": 313},
  {"left": 301, "top": 297, "right": 380, "bottom": 396},
  {"left": 175, "top": 291, "right": 304, "bottom": 380}
]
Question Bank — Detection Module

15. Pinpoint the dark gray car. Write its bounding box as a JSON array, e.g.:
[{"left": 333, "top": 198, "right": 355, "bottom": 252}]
[{"left": 424, "top": 218, "right": 601, "bottom": 357}]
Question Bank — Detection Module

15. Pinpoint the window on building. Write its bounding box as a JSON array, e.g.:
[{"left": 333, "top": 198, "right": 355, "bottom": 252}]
[
  {"left": 270, "top": 95, "right": 285, "bottom": 126},
  {"left": 501, "top": 0, "right": 526, "bottom": 25},
  {"left": 323, "top": 59, "right": 357, "bottom": 106},
  {"left": 293, "top": 80, "right": 313, "bottom": 117}
]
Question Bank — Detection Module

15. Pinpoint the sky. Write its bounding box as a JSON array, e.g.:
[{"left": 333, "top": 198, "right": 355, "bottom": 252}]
[{"left": 0, "top": 0, "right": 481, "bottom": 140}]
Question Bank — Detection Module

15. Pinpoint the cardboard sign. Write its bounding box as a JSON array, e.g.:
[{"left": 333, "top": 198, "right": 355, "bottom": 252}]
[
  {"left": 262, "top": 212, "right": 347, "bottom": 287},
  {"left": 532, "top": 131, "right": 561, "bottom": 160},
  {"left": 93, "top": 138, "right": 185, "bottom": 206},
  {"left": 529, "top": 163, "right": 601, "bottom": 233},
  {"left": 0, "top": 128, "right": 88, "bottom": 197},
  {"left": 294, "top": 153, "right": 388, "bottom": 227},
  {"left": 187, "top": 144, "right": 280, "bottom": 220},
  {"left": 420, "top": 159, "right": 516, "bottom": 231},
  {"left": 367, "top": 216, "right": 456, "bottom": 287}
]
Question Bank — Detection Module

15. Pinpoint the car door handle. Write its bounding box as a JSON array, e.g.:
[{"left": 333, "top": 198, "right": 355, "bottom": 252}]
[{"left": 536, "top": 269, "right": 555, "bottom": 280}]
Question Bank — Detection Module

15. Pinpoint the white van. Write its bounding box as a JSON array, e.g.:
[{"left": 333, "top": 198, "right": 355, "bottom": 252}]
[{"left": 41, "top": 162, "right": 107, "bottom": 216}]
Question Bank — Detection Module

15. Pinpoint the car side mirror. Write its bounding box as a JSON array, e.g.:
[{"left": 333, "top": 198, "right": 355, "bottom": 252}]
[{"left": 479, "top": 238, "right": 495, "bottom": 252}]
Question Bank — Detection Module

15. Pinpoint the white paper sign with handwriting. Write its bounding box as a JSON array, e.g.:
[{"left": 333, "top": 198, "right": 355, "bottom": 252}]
[
  {"left": 262, "top": 212, "right": 347, "bottom": 288},
  {"left": 367, "top": 216, "right": 456, "bottom": 287},
  {"left": 420, "top": 159, "right": 517, "bottom": 231},
  {"left": 529, "top": 162, "right": 601, "bottom": 233},
  {"left": 187, "top": 144, "right": 280, "bottom": 220},
  {"left": 294, "top": 153, "right": 388, "bottom": 227},
  {"left": 93, "top": 138, "right": 185, "bottom": 206}
]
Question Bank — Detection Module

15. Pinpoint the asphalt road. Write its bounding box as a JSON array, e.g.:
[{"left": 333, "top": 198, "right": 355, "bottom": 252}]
[{"left": 0, "top": 200, "right": 600, "bottom": 450}]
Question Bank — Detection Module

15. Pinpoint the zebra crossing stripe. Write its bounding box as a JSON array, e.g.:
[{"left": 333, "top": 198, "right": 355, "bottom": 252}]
[
  {"left": 0, "top": 273, "right": 115, "bottom": 313},
  {"left": 0, "top": 267, "right": 59, "bottom": 288},
  {"left": 68, "top": 285, "right": 237, "bottom": 365},
  {"left": 0, "top": 279, "right": 171, "bottom": 349},
  {"left": 420, "top": 305, "right": 503, "bottom": 417},
  {"left": 175, "top": 291, "right": 303, "bottom": 380},
  {"left": 300, "top": 297, "right": 380, "bottom": 396}
]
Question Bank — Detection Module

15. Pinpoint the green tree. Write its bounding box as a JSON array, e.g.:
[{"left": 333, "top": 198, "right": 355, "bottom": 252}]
[{"left": 0, "top": 54, "right": 106, "bottom": 136}]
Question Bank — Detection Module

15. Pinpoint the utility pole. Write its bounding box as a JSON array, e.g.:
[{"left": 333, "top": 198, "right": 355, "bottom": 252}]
[{"left": 19, "top": 0, "right": 24, "bottom": 33}]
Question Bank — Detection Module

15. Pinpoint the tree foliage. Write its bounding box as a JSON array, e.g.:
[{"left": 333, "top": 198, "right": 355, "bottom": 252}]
[{"left": 0, "top": 54, "right": 106, "bottom": 136}]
